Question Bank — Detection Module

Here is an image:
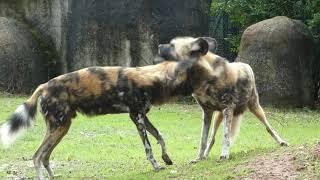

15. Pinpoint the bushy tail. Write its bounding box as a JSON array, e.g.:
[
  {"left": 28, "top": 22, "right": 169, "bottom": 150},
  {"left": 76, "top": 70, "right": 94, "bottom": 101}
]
[
  {"left": 0, "top": 84, "right": 45, "bottom": 146},
  {"left": 230, "top": 114, "right": 242, "bottom": 145}
]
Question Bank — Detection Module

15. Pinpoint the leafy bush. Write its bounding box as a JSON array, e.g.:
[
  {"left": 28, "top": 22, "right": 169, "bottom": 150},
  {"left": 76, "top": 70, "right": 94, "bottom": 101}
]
[{"left": 211, "top": 0, "right": 320, "bottom": 46}]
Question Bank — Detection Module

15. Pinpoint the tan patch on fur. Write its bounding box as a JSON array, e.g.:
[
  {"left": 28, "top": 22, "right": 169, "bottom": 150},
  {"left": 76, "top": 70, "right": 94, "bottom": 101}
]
[
  {"left": 105, "top": 68, "right": 119, "bottom": 86},
  {"left": 171, "top": 37, "right": 196, "bottom": 59},
  {"left": 225, "top": 64, "right": 238, "bottom": 85},
  {"left": 124, "top": 63, "right": 175, "bottom": 87},
  {"left": 77, "top": 69, "right": 103, "bottom": 96},
  {"left": 125, "top": 68, "right": 154, "bottom": 87}
]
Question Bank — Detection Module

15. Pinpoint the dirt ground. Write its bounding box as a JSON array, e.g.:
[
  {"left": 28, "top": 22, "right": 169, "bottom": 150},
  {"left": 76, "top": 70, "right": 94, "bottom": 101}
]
[{"left": 235, "top": 143, "right": 320, "bottom": 180}]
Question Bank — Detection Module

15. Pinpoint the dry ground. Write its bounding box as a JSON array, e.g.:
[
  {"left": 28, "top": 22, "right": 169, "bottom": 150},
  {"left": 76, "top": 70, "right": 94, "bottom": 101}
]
[{"left": 235, "top": 143, "right": 320, "bottom": 179}]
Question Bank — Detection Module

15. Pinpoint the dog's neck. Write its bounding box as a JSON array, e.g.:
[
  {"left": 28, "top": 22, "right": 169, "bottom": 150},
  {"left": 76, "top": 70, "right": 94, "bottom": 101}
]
[{"left": 163, "top": 59, "right": 199, "bottom": 97}]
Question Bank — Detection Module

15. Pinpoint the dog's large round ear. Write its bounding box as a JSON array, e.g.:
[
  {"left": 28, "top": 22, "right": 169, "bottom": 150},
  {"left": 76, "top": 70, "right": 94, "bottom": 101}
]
[
  {"left": 199, "top": 37, "right": 218, "bottom": 53},
  {"left": 191, "top": 38, "right": 209, "bottom": 56}
]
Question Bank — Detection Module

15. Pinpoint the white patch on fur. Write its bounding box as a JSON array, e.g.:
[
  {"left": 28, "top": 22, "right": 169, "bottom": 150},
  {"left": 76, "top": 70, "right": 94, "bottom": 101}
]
[
  {"left": 211, "top": 66, "right": 224, "bottom": 77},
  {"left": 144, "top": 139, "right": 151, "bottom": 149},
  {"left": 221, "top": 115, "right": 230, "bottom": 158},
  {"left": 170, "top": 37, "right": 196, "bottom": 58},
  {"left": 137, "top": 114, "right": 144, "bottom": 124},
  {"left": 0, "top": 122, "right": 25, "bottom": 147},
  {"left": 0, "top": 105, "right": 29, "bottom": 147},
  {"left": 230, "top": 114, "right": 242, "bottom": 145},
  {"left": 190, "top": 43, "right": 200, "bottom": 52},
  {"left": 118, "top": 92, "right": 124, "bottom": 97}
]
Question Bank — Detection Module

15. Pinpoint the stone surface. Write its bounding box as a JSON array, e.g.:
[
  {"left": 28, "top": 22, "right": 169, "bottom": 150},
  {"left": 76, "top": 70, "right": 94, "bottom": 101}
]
[
  {"left": 0, "top": 17, "right": 48, "bottom": 93},
  {"left": 0, "top": 0, "right": 211, "bottom": 92},
  {"left": 236, "top": 16, "right": 315, "bottom": 106}
]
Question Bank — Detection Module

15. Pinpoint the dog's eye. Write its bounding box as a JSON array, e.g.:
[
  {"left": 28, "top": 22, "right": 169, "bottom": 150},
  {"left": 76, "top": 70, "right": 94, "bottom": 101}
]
[
  {"left": 190, "top": 50, "right": 198, "bottom": 56},
  {"left": 170, "top": 43, "right": 175, "bottom": 48}
]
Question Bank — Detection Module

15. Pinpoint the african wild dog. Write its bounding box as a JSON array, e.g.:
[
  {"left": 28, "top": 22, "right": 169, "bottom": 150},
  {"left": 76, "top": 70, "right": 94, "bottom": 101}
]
[
  {"left": 157, "top": 36, "right": 288, "bottom": 162},
  {"left": 0, "top": 60, "right": 203, "bottom": 179}
]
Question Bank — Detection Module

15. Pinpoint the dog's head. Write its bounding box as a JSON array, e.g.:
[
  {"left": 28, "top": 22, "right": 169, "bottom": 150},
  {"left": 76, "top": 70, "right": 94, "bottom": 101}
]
[{"left": 155, "top": 36, "right": 217, "bottom": 63}]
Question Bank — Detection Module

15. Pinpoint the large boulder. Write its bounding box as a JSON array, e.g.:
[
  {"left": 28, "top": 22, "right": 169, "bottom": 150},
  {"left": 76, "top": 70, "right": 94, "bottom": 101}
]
[
  {"left": 236, "top": 16, "right": 315, "bottom": 107},
  {"left": 0, "top": 17, "right": 48, "bottom": 93}
]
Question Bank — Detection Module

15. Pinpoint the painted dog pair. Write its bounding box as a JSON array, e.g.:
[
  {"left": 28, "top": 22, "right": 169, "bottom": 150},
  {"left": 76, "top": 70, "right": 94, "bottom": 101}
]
[{"left": 0, "top": 36, "right": 287, "bottom": 179}]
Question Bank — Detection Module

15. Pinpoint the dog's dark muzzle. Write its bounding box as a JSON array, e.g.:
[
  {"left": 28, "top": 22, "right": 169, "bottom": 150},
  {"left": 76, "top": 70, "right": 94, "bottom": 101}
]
[{"left": 157, "top": 44, "right": 177, "bottom": 62}]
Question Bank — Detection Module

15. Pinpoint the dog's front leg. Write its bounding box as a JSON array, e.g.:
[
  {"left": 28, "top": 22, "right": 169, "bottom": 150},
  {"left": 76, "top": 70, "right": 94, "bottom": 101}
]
[
  {"left": 220, "top": 108, "right": 233, "bottom": 160},
  {"left": 191, "top": 108, "right": 213, "bottom": 163},
  {"left": 144, "top": 116, "right": 173, "bottom": 165},
  {"left": 129, "top": 112, "right": 164, "bottom": 171}
]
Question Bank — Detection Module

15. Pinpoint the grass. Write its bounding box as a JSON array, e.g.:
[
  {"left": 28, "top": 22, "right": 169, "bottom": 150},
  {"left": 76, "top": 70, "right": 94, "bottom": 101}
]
[{"left": 0, "top": 95, "right": 319, "bottom": 179}]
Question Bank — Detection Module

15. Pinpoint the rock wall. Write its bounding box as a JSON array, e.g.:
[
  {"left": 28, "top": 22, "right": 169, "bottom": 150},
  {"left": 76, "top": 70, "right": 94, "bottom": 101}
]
[
  {"left": 0, "top": 17, "right": 48, "bottom": 92},
  {"left": 0, "top": 0, "right": 211, "bottom": 92}
]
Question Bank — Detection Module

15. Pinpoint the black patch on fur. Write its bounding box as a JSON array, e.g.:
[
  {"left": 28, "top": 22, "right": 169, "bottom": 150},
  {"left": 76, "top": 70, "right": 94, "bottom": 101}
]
[
  {"left": 218, "top": 86, "right": 236, "bottom": 105},
  {"left": 8, "top": 114, "right": 27, "bottom": 133},
  {"left": 47, "top": 85, "right": 66, "bottom": 98},
  {"left": 192, "top": 38, "right": 209, "bottom": 56},
  {"left": 233, "top": 78, "right": 251, "bottom": 115},
  {"left": 200, "top": 37, "right": 218, "bottom": 53},
  {"left": 207, "top": 77, "right": 218, "bottom": 85},
  {"left": 75, "top": 94, "right": 129, "bottom": 115},
  {"left": 116, "top": 68, "right": 130, "bottom": 92},
  {"left": 40, "top": 96, "right": 72, "bottom": 127},
  {"left": 60, "top": 72, "right": 80, "bottom": 85},
  {"left": 7, "top": 104, "right": 30, "bottom": 133},
  {"left": 236, "top": 78, "right": 250, "bottom": 97},
  {"left": 186, "top": 60, "right": 209, "bottom": 90}
]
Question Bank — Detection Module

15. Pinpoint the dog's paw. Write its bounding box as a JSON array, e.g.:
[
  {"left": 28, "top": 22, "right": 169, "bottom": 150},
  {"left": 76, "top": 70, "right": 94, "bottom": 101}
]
[
  {"left": 190, "top": 159, "right": 200, "bottom": 164},
  {"left": 190, "top": 157, "right": 206, "bottom": 164},
  {"left": 280, "top": 141, "right": 289, "bottom": 147},
  {"left": 154, "top": 166, "right": 165, "bottom": 172},
  {"left": 219, "top": 155, "right": 229, "bottom": 160},
  {"left": 162, "top": 154, "right": 173, "bottom": 165},
  {"left": 53, "top": 174, "right": 62, "bottom": 178}
]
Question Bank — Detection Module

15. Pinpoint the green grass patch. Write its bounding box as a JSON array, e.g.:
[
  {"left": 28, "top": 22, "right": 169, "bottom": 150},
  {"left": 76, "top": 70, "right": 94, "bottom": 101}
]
[{"left": 0, "top": 96, "right": 319, "bottom": 179}]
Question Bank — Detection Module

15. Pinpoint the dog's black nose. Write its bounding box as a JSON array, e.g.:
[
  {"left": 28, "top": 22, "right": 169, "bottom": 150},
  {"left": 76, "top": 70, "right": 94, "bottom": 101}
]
[{"left": 158, "top": 44, "right": 164, "bottom": 55}]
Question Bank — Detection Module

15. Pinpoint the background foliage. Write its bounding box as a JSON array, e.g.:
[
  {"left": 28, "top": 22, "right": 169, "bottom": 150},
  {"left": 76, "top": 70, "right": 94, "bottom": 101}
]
[{"left": 210, "top": 0, "right": 320, "bottom": 105}]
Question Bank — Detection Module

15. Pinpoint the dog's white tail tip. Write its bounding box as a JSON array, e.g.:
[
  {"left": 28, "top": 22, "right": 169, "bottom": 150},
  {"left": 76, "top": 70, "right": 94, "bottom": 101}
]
[{"left": 0, "top": 121, "right": 26, "bottom": 148}]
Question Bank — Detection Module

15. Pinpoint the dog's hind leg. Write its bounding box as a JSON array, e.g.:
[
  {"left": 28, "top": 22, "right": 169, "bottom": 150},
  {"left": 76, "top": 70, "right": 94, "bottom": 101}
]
[
  {"left": 33, "top": 116, "right": 72, "bottom": 180},
  {"left": 130, "top": 112, "right": 163, "bottom": 171},
  {"left": 144, "top": 116, "right": 173, "bottom": 165},
  {"left": 249, "top": 104, "right": 288, "bottom": 146},
  {"left": 203, "top": 111, "right": 223, "bottom": 158},
  {"left": 230, "top": 114, "right": 243, "bottom": 144},
  {"left": 191, "top": 108, "right": 213, "bottom": 163},
  {"left": 220, "top": 108, "right": 233, "bottom": 160},
  {"left": 42, "top": 119, "right": 72, "bottom": 177}
]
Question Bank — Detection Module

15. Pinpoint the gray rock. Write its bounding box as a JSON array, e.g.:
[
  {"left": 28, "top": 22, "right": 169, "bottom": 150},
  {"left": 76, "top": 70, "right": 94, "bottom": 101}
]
[{"left": 236, "top": 16, "right": 315, "bottom": 107}]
